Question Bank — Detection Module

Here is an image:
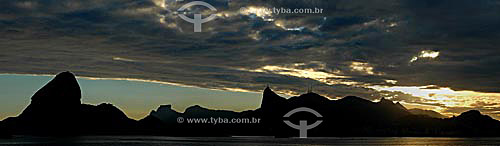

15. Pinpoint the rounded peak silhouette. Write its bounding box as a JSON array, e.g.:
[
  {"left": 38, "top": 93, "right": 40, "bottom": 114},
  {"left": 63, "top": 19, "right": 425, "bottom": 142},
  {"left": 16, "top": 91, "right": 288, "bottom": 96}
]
[
  {"left": 339, "top": 96, "right": 367, "bottom": 102},
  {"left": 56, "top": 71, "right": 76, "bottom": 77},
  {"left": 186, "top": 105, "right": 207, "bottom": 111},
  {"left": 29, "top": 71, "right": 82, "bottom": 106},
  {"left": 302, "top": 92, "right": 321, "bottom": 97},
  {"left": 459, "top": 110, "right": 482, "bottom": 117}
]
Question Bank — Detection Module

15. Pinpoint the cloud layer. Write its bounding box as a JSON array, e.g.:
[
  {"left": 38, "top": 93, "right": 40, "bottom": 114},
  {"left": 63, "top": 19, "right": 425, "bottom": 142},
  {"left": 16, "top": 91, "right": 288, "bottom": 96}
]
[{"left": 1, "top": 0, "right": 500, "bottom": 118}]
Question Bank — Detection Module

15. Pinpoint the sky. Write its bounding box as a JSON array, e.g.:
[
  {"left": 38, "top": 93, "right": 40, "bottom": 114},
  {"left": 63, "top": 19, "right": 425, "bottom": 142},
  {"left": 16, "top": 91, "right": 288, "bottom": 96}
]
[
  {"left": 0, "top": 74, "right": 260, "bottom": 120},
  {"left": 1, "top": 0, "right": 500, "bottom": 119}
]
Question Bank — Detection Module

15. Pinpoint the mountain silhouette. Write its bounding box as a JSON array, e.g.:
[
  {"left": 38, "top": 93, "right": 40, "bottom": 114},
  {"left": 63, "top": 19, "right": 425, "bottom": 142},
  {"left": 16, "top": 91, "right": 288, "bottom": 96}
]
[
  {"left": 256, "top": 88, "right": 414, "bottom": 137},
  {"left": 409, "top": 108, "right": 447, "bottom": 118},
  {"left": 2, "top": 71, "right": 500, "bottom": 137},
  {"left": 1, "top": 71, "right": 136, "bottom": 136},
  {"left": 448, "top": 110, "right": 500, "bottom": 136},
  {"left": 140, "top": 86, "right": 500, "bottom": 137}
]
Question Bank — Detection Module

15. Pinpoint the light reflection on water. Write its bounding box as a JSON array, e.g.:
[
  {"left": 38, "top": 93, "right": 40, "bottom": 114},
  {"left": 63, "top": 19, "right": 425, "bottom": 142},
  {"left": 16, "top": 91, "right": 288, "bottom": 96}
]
[{"left": 2, "top": 136, "right": 500, "bottom": 146}]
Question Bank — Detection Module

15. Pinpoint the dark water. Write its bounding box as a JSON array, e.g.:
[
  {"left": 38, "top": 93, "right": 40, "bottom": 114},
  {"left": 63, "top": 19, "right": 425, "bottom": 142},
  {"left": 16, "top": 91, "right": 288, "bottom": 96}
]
[{"left": 2, "top": 136, "right": 500, "bottom": 146}]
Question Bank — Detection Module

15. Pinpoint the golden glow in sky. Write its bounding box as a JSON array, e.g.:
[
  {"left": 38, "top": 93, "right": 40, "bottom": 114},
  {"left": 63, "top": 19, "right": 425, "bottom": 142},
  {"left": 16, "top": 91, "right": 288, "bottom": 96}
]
[
  {"left": 349, "top": 62, "right": 378, "bottom": 75},
  {"left": 251, "top": 65, "right": 348, "bottom": 79},
  {"left": 410, "top": 50, "right": 440, "bottom": 63},
  {"left": 370, "top": 85, "right": 500, "bottom": 117},
  {"left": 239, "top": 63, "right": 365, "bottom": 86},
  {"left": 241, "top": 61, "right": 500, "bottom": 119}
]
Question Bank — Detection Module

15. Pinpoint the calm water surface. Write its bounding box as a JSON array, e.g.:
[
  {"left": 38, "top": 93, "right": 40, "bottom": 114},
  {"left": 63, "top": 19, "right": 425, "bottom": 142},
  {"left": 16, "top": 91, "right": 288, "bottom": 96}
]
[{"left": 2, "top": 136, "right": 500, "bottom": 146}]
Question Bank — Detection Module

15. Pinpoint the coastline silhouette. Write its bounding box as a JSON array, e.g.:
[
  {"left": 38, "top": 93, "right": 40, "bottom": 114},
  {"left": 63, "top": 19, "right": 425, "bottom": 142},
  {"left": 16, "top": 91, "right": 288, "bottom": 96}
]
[{"left": 2, "top": 71, "right": 500, "bottom": 137}]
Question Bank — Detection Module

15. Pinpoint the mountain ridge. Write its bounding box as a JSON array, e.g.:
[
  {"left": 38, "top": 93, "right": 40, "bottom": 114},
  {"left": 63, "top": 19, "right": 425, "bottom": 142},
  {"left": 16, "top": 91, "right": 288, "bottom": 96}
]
[
  {"left": 409, "top": 108, "right": 448, "bottom": 118},
  {"left": 2, "top": 71, "right": 500, "bottom": 137}
]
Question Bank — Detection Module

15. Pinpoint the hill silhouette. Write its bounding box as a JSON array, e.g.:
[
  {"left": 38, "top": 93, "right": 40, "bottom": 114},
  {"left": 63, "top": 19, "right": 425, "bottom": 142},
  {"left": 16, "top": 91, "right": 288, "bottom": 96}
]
[
  {"left": 1, "top": 71, "right": 136, "bottom": 136},
  {"left": 1, "top": 71, "right": 500, "bottom": 137}
]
